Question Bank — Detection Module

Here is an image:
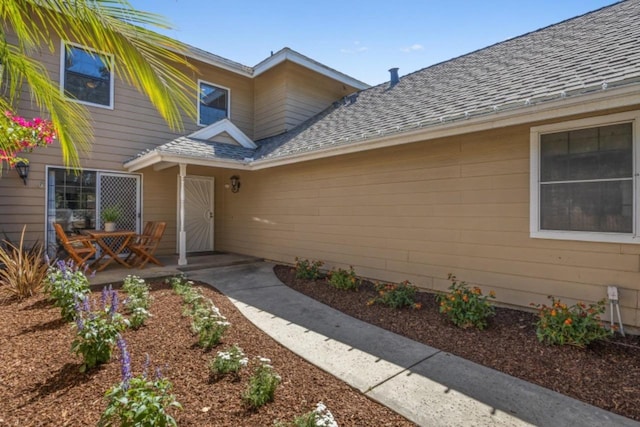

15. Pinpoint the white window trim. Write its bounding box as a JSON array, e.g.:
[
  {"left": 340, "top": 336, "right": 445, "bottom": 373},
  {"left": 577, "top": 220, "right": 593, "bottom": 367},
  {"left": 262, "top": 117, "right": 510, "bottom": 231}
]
[
  {"left": 60, "top": 41, "right": 115, "bottom": 110},
  {"left": 530, "top": 110, "right": 640, "bottom": 244},
  {"left": 197, "top": 79, "right": 231, "bottom": 127}
]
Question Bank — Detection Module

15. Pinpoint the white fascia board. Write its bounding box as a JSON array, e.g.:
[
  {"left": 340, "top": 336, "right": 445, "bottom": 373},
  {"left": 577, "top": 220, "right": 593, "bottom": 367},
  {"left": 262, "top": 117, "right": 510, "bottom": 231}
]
[
  {"left": 251, "top": 85, "right": 640, "bottom": 170},
  {"left": 188, "top": 119, "right": 257, "bottom": 148},
  {"left": 253, "top": 49, "right": 369, "bottom": 90}
]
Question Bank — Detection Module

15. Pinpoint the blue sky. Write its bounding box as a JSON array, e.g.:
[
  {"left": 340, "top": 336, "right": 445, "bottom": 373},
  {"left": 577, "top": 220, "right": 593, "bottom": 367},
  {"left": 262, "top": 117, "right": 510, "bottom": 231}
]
[{"left": 129, "top": 0, "right": 617, "bottom": 86}]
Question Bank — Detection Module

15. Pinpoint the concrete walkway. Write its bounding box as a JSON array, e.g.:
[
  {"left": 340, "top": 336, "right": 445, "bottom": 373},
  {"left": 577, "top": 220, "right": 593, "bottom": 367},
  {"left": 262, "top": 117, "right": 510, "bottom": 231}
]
[{"left": 185, "top": 262, "right": 640, "bottom": 427}]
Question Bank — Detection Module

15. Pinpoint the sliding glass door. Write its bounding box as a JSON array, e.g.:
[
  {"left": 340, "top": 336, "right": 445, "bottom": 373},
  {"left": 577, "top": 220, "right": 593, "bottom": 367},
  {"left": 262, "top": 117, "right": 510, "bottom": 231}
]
[{"left": 46, "top": 168, "right": 141, "bottom": 258}]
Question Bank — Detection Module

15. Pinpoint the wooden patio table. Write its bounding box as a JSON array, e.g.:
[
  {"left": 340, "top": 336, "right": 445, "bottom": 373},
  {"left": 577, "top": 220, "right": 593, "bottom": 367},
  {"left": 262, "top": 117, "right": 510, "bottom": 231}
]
[{"left": 84, "top": 230, "right": 136, "bottom": 272}]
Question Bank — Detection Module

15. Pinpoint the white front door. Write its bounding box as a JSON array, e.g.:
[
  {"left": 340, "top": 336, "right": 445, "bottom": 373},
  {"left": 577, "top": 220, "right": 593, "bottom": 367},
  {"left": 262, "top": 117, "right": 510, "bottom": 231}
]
[{"left": 179, "top": 176, "right": 214, "bottom": 253}]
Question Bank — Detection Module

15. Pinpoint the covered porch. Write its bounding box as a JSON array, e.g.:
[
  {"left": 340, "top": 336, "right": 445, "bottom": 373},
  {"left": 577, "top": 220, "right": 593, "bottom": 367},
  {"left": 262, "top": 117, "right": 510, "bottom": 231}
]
[{"left": 88, "top": 251, "right": 261, "bottom": 287}]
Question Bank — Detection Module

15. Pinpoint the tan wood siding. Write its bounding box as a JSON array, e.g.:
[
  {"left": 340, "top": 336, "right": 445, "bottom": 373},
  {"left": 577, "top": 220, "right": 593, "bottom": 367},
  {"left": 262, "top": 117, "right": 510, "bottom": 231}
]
[
  {"left": 215, "top": 122, "right": 640, "bottom": 328},
  {"left": 253, "top": 62, "right": 359, "bottom": 140}
]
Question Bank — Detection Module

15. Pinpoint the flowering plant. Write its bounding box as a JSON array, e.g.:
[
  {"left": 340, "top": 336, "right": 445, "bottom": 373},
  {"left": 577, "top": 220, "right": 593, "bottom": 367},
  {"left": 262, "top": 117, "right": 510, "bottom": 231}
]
[
  {"left": 190, "top": 301, "right": 230, "bottom": 350},
  {"left": 242, "top": 357, "right": 281, "bottom": 409},
  {"left": 294, "top": 257, "right": 324, "bottom": 280},
  {"left": 71, "top": 286, "right": 127, "bottom": 372},
  {"left": 436, "top": 274, "right": 496, "bottom": 330},
  {"left": 532, "top": 296, "right": 611, "bottom": 347},
  {"left": 45, "top": 260, "right": 91, "bottom": 322},
  {"left": 100, "top": 338, "right": 181, "bottom": 426},
  {"left": 368, "top": 280, "right": 421, "bottom": 309},
  {"left": 328, "top": 266, "right": 359, "bottom": 291},
  {"left": 122, "top": 275, "right": 153, "bottom": 329},
  {"left": 292, "top": 402, "right": 339, "bottom": 427},
  {"left": 209, "top": 344, "right": 248, "bottom": 378},
  {"left": 0, "top": 110, "right": 56, "bottom": 167}
]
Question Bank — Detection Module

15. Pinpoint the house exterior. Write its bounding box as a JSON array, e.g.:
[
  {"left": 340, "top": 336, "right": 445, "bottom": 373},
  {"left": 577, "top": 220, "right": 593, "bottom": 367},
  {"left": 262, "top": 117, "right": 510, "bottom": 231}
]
[{"left": 3, "top": 1, "right": 640, "bottom": 329}]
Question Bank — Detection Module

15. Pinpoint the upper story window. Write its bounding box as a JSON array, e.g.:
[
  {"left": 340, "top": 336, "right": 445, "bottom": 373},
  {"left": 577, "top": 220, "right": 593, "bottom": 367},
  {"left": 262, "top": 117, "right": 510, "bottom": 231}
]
[
  {"left": 61, "top": 42, "right": 114, "bottom": 108},
  {"left": 530, "top": 112, "right": 638, "bottom": 244},
  {"left": 198, "top": 80, "right": 229, "bottom": 126}
]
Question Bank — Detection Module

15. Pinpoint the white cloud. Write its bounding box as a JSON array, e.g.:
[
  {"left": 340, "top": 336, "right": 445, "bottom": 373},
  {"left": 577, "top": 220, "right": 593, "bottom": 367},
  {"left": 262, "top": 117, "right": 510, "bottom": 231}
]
[
  {"left": 341, "top": 41, "right": 369, "bottom": 54},
  {"left": 401, "top": 43, "right": 424, "bottom": 53}
]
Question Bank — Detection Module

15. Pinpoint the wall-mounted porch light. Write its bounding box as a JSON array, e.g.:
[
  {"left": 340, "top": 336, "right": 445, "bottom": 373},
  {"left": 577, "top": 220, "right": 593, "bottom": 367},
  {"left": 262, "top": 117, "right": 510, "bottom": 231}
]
[
  {"left": 230, "top": 175, "right": 241, "bottom": 193},
  {"left": 15, "top": 161, "right": 29, "bottom": 186}
]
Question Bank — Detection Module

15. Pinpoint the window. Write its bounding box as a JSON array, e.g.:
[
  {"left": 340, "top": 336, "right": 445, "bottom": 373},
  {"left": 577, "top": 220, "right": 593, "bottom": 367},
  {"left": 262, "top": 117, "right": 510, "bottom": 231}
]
[
  {"left": 198, "top": 80, "right": 229, "bottom": 126},
  {"left": 530, "top": 112, "right": 639, "bottom": 243},
  {"left": 61, "top": 43, "right": 113, "bottom": 108}
]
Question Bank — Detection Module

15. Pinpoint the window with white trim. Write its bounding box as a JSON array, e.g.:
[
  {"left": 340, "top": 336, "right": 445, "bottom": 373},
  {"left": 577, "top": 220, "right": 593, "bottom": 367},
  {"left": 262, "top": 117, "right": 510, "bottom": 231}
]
[
  {"left": 530, "top": 112, "right": 638, "bottom": 243},
  {"left": 61, "top": 42, "right": 114, "bottom": 108},
  {"left": 198, "top": 80, "right": 229, "bottom": 126}
]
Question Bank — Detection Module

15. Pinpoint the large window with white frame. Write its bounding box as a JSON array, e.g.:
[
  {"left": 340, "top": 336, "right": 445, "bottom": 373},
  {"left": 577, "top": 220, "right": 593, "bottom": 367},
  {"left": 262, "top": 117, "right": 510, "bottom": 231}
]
[
  {"left": 198, "top": 80, "right": 229, "bottom": 126},
  {"left": 61, "top": 42, "right": 114, "bottom": 108},
  {"left": 530, "top": 111, "right": 639, "bottom": 243}
]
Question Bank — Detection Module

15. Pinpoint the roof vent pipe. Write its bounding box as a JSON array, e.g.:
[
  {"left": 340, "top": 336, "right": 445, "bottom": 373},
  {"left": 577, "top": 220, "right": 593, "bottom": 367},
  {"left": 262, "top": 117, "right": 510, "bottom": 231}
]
[{"left": 389, "top": 68, "right": 399, "bottom": 87}]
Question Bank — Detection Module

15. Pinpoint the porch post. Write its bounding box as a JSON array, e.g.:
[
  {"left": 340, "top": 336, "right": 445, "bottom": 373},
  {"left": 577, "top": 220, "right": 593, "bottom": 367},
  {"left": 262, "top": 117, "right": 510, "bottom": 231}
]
[{"left": 178, "top": 163, "right": 187, "bottom": 266}]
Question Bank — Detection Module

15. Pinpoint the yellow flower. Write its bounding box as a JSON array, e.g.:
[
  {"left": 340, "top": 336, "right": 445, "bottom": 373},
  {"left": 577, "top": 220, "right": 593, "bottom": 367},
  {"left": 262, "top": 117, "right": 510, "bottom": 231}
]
[{"left": 551, "top": 310, "right": 557, "bottom": 317}]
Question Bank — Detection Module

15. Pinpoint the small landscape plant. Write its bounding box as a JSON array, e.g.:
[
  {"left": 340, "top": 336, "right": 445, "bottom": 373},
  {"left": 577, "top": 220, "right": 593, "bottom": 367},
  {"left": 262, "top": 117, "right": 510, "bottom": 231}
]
[
  {"left": 45, "top": 259, "right": 91, "bottom": 322},
  {"left": 532, "top": 296, "right": 612, "bottom": 347},
  {"left": 242, "top": 357, "right": 281, "bottom": 409},
  {"left": 72, "top": 286, "right": 127, "bottom": 372},
  {"left": 437, "top": 274, "right": 496, "bottom": 330},
  {"left": 295, "top": 257, "right": 324, "bottom": 280},
  {"left": 0, "top": 226, "right": 50, "bottom": 299},
  {"left": 190, "top": 300, "right": 230, "bottom": 350},
  {"left": 122, "top": 275, "right": 152, "bottom": 329},
  {"left": 368, "top": 280, "right": 420, "bottom": 309},
  {"left": 100, "top": 337, "right": 181, "bottom": 426},
  {"left": 328, "top": 266, "right": 359, "bottom": 291},
  {"left": 291, "top": 402, "right": 339, "bottom": 427},
  {"left": 209, "top": 344, "right": 248, "bottom": 378}
]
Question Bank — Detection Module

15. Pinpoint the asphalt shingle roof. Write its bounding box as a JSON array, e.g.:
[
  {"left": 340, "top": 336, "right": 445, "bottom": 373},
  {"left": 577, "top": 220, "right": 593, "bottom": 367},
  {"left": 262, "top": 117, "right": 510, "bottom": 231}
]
[
  {"left": 253, "top": 0, "right": 640, "bottom": 161},
  {"left": 148, "top": 136, "right": 255, "bottom": 162},
  {"left": 138, "top": 1, "right": 640, "bottom": 167}
]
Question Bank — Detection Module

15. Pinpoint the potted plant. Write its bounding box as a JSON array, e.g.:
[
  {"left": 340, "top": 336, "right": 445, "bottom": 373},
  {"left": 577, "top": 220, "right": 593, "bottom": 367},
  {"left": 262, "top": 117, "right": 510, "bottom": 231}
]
[{"left": 101, "top": 206, "right": 120, "bottom": 232}]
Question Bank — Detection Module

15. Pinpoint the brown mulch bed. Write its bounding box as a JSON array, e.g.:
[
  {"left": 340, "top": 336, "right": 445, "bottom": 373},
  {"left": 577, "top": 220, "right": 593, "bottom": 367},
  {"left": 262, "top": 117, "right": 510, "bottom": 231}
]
[
  {"left": 274, "top": 264, "right": 640, "bottom": 422},
  {"left": 0, "top": 281, "right": 415, "bottom": 426}
]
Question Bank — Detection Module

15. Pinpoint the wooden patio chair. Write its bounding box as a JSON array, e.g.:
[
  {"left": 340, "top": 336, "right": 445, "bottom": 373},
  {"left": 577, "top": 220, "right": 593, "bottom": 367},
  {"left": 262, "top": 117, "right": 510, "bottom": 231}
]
[
  {"left": 53, "top": 222, "right": 96, "bottom": 269},
  {"left": 126, "top": 221, "right": 166, "bottom": 269},
  {"left": 124, "top": 221, "right": 154, "bottom": 265}
]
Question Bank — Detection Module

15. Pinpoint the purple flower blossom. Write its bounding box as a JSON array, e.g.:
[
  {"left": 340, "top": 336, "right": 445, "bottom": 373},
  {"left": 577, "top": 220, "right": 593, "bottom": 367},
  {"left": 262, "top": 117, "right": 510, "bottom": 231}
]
[
  {"left": 101, "top": 286, "right": 109, "bottom": 308},
  {"left": 82, "top": 295, "right": 91, "bottom": 313},
  {"left": 109, "top": 289, "right": 119, "bottom": 317},
  {"left": 117, "top": 336, "right": 132, "bottom": 389},
  {"left": 73, "top": 296, "right": 84, "bottom": 330}
]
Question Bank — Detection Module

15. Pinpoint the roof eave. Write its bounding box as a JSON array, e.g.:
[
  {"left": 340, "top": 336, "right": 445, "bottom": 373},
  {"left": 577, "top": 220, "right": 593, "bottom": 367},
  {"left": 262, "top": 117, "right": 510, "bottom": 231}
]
[{"left": 124, "top": 151, "right": 250, "bottom": 172}]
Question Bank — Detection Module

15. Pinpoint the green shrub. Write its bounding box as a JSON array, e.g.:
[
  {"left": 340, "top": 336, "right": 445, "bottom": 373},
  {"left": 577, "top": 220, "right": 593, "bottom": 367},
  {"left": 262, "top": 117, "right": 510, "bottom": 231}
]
[
  {"left": 436, "top": 274, "right": 496, "bottom": 330},
  {"left": 209, "top": 345, "right": 248, "bottom": 377},
  {"left": 328, "top": 266, "right": 359, "bottom": 291},
  {"left": 45, "top": 260, "right": 91, "bottom": 322},
  {"left": 190, "top": 301, "right": 230, "bottom": 350},
  {"left": 532, "top": 296, "right": 611, "bottom": 347},
  {"left": 369, "top": 280, "right": 420, "bottom": 309},
  {"left": 0, "top": 226, "right": 50, "bottom": 300},
  {"left": 294, "top": 257, "right": 324, "bottom": 280},
  {"left": 100, "top": 338, "right": 181, "bottom": 426},
  {"left": 242, "top": 357, "right": 281, "bottom": 409}
]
